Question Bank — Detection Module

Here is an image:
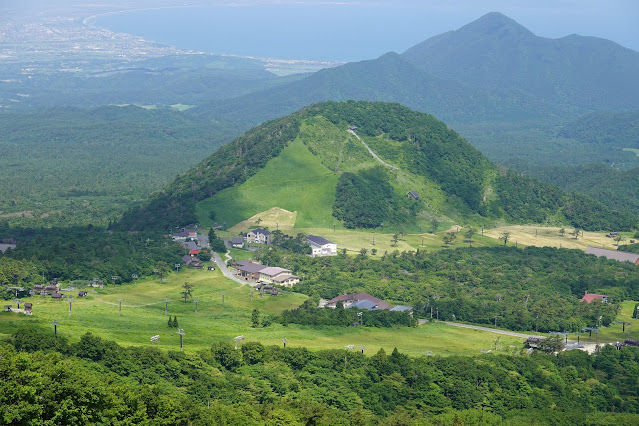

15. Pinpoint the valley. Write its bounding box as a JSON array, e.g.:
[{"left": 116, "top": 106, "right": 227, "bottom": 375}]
[{"left": 2, "top": 4, "right": 639, "bottom": 424}]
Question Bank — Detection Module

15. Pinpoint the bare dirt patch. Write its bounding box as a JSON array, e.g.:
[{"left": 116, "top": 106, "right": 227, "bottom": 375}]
[{"left": 229, "top": 207, "right": 297, "bottom": 233}]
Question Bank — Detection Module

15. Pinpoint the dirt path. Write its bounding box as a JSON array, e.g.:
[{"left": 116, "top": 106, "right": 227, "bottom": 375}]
[{"left": 348, "top": 129, "right": 398, "bottom": 170}]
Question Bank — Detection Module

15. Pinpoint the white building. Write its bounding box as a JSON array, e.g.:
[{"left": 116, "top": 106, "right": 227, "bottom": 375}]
[
  {"left": 306, "top": 235, "right": 337, "bottom": 257},
  {"left": 258, "top": 266, "right": 300, "bottom": 287}
]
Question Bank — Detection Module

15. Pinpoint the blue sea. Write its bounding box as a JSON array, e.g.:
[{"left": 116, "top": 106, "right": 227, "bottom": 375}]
[{"left": 92, "top": 3, "right": 481, "bottom": 62}]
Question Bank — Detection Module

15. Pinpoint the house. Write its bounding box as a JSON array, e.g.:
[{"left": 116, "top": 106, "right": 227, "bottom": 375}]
[
  {"left": 271, "top": 273, "right": 301, "bottom": 288},
  {"left": 78, "top": 291, "right": 88, "bottom": 297},
  {"left": 172, "top": 229, "right": 198, "bottom": 241},
  {"left": 323, "top": 293, "right": 391, "bottom": 310},
  {"left": 182, "top": 254, "right": 203, "bottom": 269},
  {"left": 232, "top": 260, "right": 267, "bottom": 281},
  {"left": 306, "top": 235, "right": 337, "bottom": 257},
  {"left": 585, "top": 246, "right": 639, "bottom": 265},
  {"left": 580, "top": 291, "right": 608, "bottom": 303},
  {"left": 51, "top": 293, "right": 64, "bottom": 299},
  {"left": 407, "top": 190, "right": 420, "bottom": 200},
  {"left": 245, "top": 228, "right": 271, "bottom": 245},
  {"left": 183, "top": 241, "right": 199, "bottom": 251},
  {"left": 231, "top": 237, "right": 244, "bottom": 248},
  {"left": 189, "top": 249, "right": 201, "bottom": 256},
  {"left": 258, "top": 267, "right": 300, "bottom": 286},
  {"left": 390, "top": 305, "right": 414, "bottom": 316}
]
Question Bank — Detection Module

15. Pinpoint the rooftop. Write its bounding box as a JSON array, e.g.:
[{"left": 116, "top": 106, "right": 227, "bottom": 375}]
[
  {"left": 307, "top": 235, "right": 334, "bottom": 246},
  {"left": 260, "top": 266, "right": 292, "bottom": 277},
  {"left": 327, "top": 292, "right": 391, "bottom": 310}
]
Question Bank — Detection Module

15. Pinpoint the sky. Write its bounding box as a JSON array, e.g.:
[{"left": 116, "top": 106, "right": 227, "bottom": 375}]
[{"left": 7, "top": 0, "right": 639, "bottom": 60}]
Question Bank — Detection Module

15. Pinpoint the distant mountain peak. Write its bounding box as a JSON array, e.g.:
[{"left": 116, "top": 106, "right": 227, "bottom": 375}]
[{"left": 457, "top": 12, "right": 534, "bottom": 38}]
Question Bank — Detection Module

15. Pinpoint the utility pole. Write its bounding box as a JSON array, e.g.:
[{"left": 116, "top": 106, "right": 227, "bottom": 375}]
[
  {"left": 281, "top": 338, "right": 288, "bottom": 348},
  {"left": 360, "top": 345, "right": 365, "bottom": 354},
  {"left": 68, "top": 296, "right": 73, "bottom": 317},
  {"left": 132, "top": 274, "right": 138, "bottom": 285},
  {"left": 194, "top": 299, "right": 199, "bottom": 314},
  {"left": 118, "top": 299, "right": 122, "bottom": 317},
  {"left": 221, "top": 292, "right": 225, "bottom": 307},
  {"left": 164, "top": 298, "right": 169, "bottom": 315},
  {"left": 51, "top": 319, "right": 59, "bottom": 336},
  {"left": 177, "top": 328, "right": 185, "bottom": 351},
  {"left": 111, "top": 275, "right": 118, "bottom": 286},
  {"left": 175, "top": 263, "right": 181, "bottom": 273}
]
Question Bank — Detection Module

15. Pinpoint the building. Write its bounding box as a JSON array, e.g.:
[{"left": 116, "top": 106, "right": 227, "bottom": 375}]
[
  {"left": 258, "top": 267, "right": 300, "bottom": 286},
  {"left": 407, "top": 190, "right": 420, "bottom": 200},
  {"left": 585, "top": 246, "right": 639, "bottom": 265},
  {"left": 78, "top": 291, "right": 88, "bottom": 297},
  {"left": 322, "top": 293, "right": 391, "bottom": 310},
  {"left": 24, "top": 302, "right": 32, "bottom": 314},
  {"left": 246, "top": 228, "right": 271, "bottom": 245},
  {"left": 306, "top": 235, "right": 337, "bottom": 257},
  {"left": 182, "top": 255, "right": 203, "bottom": 269},
  {"left": 232, "top": 260, "right": 267, "bottom": 281},
  {"left": 231, "top": 237, "right": 244, "bottom": 248},
  {"left": 390, "top": 305, "right": 414, "bottom": 316},
  {"left": 172, "top": 229, "right": 198, "bottom": 241},
  {"left": 580, "top": 291, "right": 608, "bottom": 303}
]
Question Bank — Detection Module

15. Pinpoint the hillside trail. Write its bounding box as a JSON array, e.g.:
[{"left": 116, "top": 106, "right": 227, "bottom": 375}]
[{"left": 347, "top": 129, "right": 398, "bottom": 170}]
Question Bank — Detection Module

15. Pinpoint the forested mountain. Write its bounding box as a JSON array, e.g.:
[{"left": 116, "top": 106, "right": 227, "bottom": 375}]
[
  {"left": 500, "top": 111, "right": 639, "bottom": 215},
  {"left": 190, "top": 13, "right": 639, "bottom": 128},
  {"left": 402, "top": 12, "right": 639, "bottom": 112},
  {"left": 190, "top": 51, "right": 551, "bottom": 125},
  {"left": 115, "top": 101, "right": 636, "bottom": 232}
]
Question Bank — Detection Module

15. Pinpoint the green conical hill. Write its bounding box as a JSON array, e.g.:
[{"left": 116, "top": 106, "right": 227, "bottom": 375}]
[{"left": 114, "top": 101, "right": 637, "bottom": 232}]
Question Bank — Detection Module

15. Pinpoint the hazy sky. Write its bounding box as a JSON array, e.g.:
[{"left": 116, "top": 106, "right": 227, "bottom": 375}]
[{"left": 8, "top": 0, "right": 639, "bottom": 60}]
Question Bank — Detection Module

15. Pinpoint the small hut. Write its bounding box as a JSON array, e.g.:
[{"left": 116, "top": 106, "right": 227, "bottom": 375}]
[{"left": 24, "top": 302, "right": 32, "bottom": 314}]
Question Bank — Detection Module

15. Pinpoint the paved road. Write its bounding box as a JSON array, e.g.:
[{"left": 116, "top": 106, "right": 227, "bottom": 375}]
[
  {"left": 211, "top": 252, "right": 252, "bottom": 286},
  {"left": 429, "top": 321, "right": 608, "bottom": 354},
  {"left": 442, "top": 321, "right": 540, "bottom": 339}
]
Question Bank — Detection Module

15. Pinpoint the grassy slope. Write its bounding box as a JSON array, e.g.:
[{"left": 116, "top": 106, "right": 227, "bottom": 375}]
[
  {"left": 2, "top": 266, "right": 636, "bottom": 355},
  {"left": 0, "top": 267, "right": 526, "bottom": 356},
  {"left": 196, "top": 134, "right": 339, "bottom": 229}
]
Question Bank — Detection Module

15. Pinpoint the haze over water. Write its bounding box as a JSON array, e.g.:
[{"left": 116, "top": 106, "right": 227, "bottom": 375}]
[{"left": 91, "top": 2, "right": 639, "bottom": 62}]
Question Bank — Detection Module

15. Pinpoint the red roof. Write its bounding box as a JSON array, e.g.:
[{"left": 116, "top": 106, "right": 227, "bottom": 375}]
[
  {"left": 580, "top": 293, "right": 607, "bottom": 303},
  {"left": 189, "top": 250, "right": 200, "bottom": 255}
]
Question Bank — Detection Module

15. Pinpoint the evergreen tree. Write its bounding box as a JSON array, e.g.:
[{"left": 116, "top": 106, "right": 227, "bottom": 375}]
[{"left": 251, "top": 309, "right": 260, "bottom": 328}]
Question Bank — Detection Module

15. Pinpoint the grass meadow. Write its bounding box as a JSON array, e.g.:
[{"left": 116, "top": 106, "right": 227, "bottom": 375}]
[
  {"left": 196, "top": 136, "right": 338, "bottom": 229},
  {"left": 1, "top": 267, "right": 532, "bottom": 357}
]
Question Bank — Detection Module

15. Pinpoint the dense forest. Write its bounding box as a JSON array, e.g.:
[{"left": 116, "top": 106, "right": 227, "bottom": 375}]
[
  {"left": 3, "top": 327, "right": 639, "bottom": 425},
  {"left": 0, "top": 106, "right": 240, "bottom": 227},
  {"left": 255, "top": 245, "right": 636, "bottom": 333},
  {"left": 333, "top": 167, "right": 417, "bottom": 228},
  {"left": 0, "top": 225, "right": 182, "bottom": 295}
]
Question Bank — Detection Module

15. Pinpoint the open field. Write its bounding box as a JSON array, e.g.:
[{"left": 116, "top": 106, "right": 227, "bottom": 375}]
[
  {"left": 482, "top": 225, "right": 629, "bottom": 251},
  {"left": 0, "top": 268, "right": 533, "bottom": 357}
]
